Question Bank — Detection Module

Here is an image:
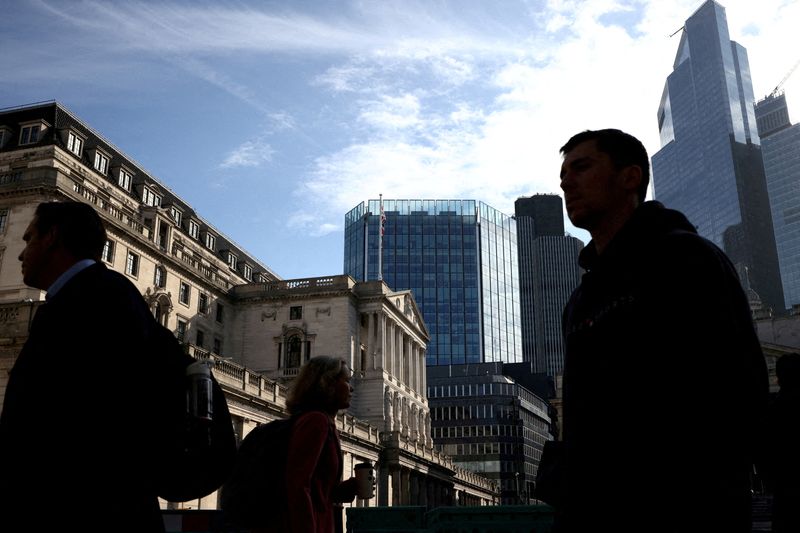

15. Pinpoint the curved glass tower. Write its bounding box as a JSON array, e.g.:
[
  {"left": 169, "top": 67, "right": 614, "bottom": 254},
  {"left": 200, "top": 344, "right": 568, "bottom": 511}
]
[{"left": 652, "top": 0, "right": 783, "bottom": 311}]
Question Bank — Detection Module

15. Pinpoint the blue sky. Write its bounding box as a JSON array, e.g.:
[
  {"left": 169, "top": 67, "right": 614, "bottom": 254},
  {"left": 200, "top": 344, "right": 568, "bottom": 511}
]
[{"left": 2, "top": 0, "right": 798, "bottom": 279}]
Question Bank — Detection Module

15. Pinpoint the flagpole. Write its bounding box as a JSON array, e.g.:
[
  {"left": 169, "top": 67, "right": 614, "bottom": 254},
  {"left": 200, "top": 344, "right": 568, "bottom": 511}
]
[{"left": 378, "top": 194, "right": 383, "bottom": 281}]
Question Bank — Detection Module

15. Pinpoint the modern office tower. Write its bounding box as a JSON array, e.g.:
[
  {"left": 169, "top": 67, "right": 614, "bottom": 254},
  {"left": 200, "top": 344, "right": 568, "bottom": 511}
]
[
  {"left": 514, "top": 195, "right": 582, "bottom": 377},
  {"left": 344, "top": 200, "right": 522, "bottom": 366},
  {"left": 652, "top": 0, "right": 784, "bottom": 312},
  {"left": 755, "top": 92, "right": 800, "bottom": 309},
  {"left": 427, "top": 362, "right": 554, "bottom": 505}
]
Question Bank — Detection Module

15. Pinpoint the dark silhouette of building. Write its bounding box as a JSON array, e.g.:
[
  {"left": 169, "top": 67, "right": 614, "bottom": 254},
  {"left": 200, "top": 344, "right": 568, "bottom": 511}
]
[{"left": 514, "top": 195, "right": 582, "bottom": 377}]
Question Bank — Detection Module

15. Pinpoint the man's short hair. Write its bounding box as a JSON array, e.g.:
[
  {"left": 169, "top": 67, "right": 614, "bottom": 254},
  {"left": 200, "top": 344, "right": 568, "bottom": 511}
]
[
  {"left": 560, "top": 129, "right": 651, "bottom": 202},
  {"left": 34, "top": 202, "right": 107, "bottom": 261}
]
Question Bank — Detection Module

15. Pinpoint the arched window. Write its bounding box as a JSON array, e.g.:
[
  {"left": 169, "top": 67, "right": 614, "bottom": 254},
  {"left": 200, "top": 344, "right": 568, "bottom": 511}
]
[{"left": 287, "top": 336, "right": 302, "bottom": 369}]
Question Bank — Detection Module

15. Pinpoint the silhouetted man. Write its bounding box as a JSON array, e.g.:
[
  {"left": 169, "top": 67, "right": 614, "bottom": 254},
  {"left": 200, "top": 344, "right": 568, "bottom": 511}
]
[
  {"left": 0, "top": 202, "right": 165, "bottom": 532},
  {"left": 556, "top": 129, "right": 768, "bottom": 532}
]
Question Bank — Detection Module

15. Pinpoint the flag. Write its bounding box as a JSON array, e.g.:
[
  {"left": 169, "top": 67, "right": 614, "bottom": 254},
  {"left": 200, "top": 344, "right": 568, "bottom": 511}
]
[{"left": 380, "top": 201, "right": 386, "bottom": 236}]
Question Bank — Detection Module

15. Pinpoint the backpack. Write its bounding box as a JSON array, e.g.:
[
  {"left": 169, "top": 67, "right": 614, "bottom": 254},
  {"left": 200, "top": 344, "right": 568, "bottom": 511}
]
[
  {"left": 149, "top": 323, "right": 238, "bottom": 502},
  {"left": 220, "top": 416, "right": 295, "bottom": 528}
]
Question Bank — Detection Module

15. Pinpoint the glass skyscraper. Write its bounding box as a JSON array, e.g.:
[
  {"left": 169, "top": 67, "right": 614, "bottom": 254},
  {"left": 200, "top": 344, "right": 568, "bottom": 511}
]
[
  {"left": 652, "top": 0, "right": 783, "bottom": 312},
  {"left": 756, "top": 93, "right": 800, "bottom": 309},
  {"left": 344, "top": 200, "right": 522, "bottom": 365},
  {"left": 515, "top": 195, "right": 582, "bottom": 378}
]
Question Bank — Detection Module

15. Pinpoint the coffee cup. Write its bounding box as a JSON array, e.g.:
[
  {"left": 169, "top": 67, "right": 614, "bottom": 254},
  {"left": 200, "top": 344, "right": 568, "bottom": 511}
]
[{"left": 354, "top": 461, "right": 375, "bottom": 499}]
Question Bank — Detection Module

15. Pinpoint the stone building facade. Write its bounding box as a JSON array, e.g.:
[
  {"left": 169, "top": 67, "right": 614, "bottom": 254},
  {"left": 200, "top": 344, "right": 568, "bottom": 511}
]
[{"left": 0, "top": 101, "right": 498, "bottom": 521}]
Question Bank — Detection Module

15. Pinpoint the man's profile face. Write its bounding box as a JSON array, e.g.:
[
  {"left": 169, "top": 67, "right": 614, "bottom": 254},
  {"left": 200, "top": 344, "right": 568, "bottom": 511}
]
[
  {"left": 18, "top": 217, "right": 55, "bottom": 290},
  {"left": 559, "top": 140, "right": 629, "bottom": 232}
]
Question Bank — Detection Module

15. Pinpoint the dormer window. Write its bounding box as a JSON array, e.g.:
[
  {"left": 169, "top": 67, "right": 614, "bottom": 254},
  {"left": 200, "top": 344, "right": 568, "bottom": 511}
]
[
  {"left": 170, "top": 205, "right": 182, "bottom": 226},
  {"left": 188, "top": 220, "right": 199, "bottom": 239},
  {"left": 205, "top": 232, "right": 216, "bottom": 251},
  {"left": 242, "top": 263, "right": 252, "bottom": 280},
  {"left": 93, "top": 150, "right": 110, "bottom": 174},
  {"left": 0, "top": 127, "right": 12, "bottom": 149},
  {"left": 66, "top": 131, "right": 85, "bottom": 157},
  {"left": 117, "top": 168, "right": 132, "bottom": 191},
  {"left": 227, "top": 251, "right": 238, "bottom": 271},
  {"left": 143, "top": 186, "right": 162, "bottom": 207},
  {"left": 19, "top": 121, "right": 46, "bottom": 145}
]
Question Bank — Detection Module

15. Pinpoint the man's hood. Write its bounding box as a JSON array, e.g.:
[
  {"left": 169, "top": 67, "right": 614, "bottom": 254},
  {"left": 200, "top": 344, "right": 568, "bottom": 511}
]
[{"left": 579, "top": 201, "right": 697, "bottom": 271}]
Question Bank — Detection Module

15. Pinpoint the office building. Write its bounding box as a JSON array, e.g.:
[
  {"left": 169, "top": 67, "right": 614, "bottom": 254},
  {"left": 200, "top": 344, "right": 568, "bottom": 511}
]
[
  {"left": 755, "top": 92, "right": 800, "bottom": 309},
  {"left": 651, "top": 0, "right": 783, "bottom": 312},
  {"left": 427, "top": 363, "right": 554, "bottom": 505},
  {"left": 344, "top": 200, "right": 522, "bottom": 366},
  {"left": 514, "top": 195, "right": 582, "bottom": 377}
]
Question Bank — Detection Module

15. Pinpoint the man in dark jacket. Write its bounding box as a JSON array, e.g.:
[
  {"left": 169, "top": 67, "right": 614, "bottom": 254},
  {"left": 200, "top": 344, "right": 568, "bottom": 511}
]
[
  {"left": 0, "top": 202, "right": 165, "bottom": 532},
  {"left": 555, "top": 129, "right": 768, "bottom": 532}
]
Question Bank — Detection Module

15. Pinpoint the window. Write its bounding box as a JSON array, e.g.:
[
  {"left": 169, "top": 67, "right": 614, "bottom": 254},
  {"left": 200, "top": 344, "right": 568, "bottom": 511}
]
[
  {"left": 142, "top": 187, "right": 161, "bottom": 207},
  {"left": 213, "top": 338, "right": 222, "bottom": 354},
  {"left": 179, "top": 281, "right": 191, "bottom": 305},
  {"left": 205, "top": 232, "right": 216, "bottom": 251},
  {"left": 170, "top": 206, "right": 182, "bottom": 226},
  {"left": 94, "top": 151, "right": 109, "bottom": 174},
  {"left": 216, "top": 303, "right": 224, "bottom": 323},
  {"left": 0, "top": 127, "right": 10, "bottom": 148},
  {"left": 118, "top": 168, "right": 132, "bottom": 191},
  {"left": 0, "top": 208, "right": 8, "bottom": 234},
  {"left": 67, "top": 131, "right": 83, "bottom": 156},
  {"left": 243, "top": 263, "right": 252, "bottom": 280},
  {"left": 196, "top": 330, "right": 205, "bottom": 348},
  {"left": 286, "top": 336, "right": 302, "bottom": 368},
  {"left": 188, "top": 220, "right": 199, "bottom": 239},
  {"left": 125, "top": 251, "right": 139, "bottom": 277},
  {"left": 227, "top": 252, "right": 237, "bottom": 271},
  {"left": 289, "top": 306, "right": 302, "bottom": 320},
  {"left": 176, "top": 319, "right": 187, "bottom": 343},
  {"left": 19, "top": 124, "right": 41, "bottom": 145},
  {"left": 154, "top": 265, "right": 166, "bottom": 288},
  {"left": 101, "top": 239, "right": 114, "bottom": 264},
  {"left": 198, "top": 293, "right": 209, "bottom": 314}
]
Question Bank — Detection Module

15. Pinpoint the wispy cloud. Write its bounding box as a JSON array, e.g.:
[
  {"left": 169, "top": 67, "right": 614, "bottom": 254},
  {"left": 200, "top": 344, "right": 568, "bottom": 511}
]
[{"left": 220, "top": 139, "right": 274, "bottom": 169}]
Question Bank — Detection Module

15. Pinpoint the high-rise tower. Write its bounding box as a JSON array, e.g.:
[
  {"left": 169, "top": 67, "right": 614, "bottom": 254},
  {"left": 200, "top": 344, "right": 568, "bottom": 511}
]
[
  {"left": 344, "top": 200, "right": 522, "bottom": 365},
  {"left": 652, "top": 0, "right": 783, "bottom": 312},
  {"left": 514, "top": 195, "right": 582, "bottom": 377},
  {"left": 755, "top": 92, "right": 800, "bottom": 309}
]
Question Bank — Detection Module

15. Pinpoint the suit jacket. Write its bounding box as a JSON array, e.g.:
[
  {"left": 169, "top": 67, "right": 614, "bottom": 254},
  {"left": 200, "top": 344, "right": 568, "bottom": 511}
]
[{"left": 0, "top": 262, "right": 165, "bottom": 532}]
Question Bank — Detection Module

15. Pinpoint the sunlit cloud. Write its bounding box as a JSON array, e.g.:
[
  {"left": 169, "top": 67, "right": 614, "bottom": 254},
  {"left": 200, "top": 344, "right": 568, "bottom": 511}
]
[{"left": 220, "top": 139, "right": 275, "bottom": 169}]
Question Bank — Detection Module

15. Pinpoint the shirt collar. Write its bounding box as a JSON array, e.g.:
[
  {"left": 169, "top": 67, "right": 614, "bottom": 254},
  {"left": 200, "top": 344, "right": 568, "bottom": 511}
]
[{"left": 46, "top": 259, "right": 96, "bottom": 300}]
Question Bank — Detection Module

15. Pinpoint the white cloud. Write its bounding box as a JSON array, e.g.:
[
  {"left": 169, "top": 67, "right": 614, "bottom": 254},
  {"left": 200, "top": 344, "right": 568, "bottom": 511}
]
[{"left": 220, "top": 139, "right": 274, "bottom": 169}]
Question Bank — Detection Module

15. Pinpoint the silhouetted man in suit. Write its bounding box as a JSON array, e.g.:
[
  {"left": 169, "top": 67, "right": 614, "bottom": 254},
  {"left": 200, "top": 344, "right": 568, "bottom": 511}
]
[
  {"left": 554, "top": 129, "right": 769, "bottom": 532},
  {"left": 0, "top": 202, "right": 165, "bottom": 532}
]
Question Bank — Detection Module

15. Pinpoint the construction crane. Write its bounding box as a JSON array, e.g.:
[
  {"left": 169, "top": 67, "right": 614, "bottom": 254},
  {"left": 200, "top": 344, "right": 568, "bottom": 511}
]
[{"left": 770, "top": 58, "right": 800, "bottom": 98}]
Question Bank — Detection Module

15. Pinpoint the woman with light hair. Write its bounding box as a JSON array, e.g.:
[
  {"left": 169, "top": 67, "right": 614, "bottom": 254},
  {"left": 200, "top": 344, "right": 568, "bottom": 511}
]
[{"left": 284, "top": 356, "right": 357, "bottom": 533}]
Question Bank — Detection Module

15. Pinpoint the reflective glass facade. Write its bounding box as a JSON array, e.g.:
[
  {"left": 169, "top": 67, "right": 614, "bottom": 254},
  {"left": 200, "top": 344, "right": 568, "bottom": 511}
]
[
  {"left": 652, "top": 0, "right": 783, "bottom": 311},
  {"left": 756, "top": 94, "right": 800, "bottom": 309},
  {"left": 344, "top": 200, "right": 522, "bottom": 365}
]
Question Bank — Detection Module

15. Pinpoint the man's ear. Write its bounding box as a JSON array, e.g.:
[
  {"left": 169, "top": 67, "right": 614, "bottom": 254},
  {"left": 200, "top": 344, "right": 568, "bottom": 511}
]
[
  {"left": 621, "top": 165, "right": 643, "bottom": 195},
  {"left": 43, "top": 226, "right": 60, "bottom": 251}
]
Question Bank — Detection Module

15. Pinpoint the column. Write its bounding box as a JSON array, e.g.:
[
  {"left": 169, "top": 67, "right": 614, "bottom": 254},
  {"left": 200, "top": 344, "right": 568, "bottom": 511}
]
[
  {"left": 377, "top": 312, "right": 385, "bottom": 372},
  {"left": 401, "top": 468, "right": 411, "bottom": 505},
  {"left": 378, "top": 462, "right": 390, "bottom": 506},
  {"left": 391, "top": 468, "right": 401, "bottom": 506},
  {"left": 367, "top": 312, "right": 375, "bottom": 367},
  {"left": 410, "top": 342, "right": 418, "bottom": 392},
  {"left": 403, "top": 335, "right": 411, "bottom": 387}
]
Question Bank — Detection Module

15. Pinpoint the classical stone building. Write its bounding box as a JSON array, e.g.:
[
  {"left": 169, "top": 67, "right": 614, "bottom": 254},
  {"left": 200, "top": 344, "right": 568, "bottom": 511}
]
[
  {"left": 0, "top": 101, "right": 497, "bottom": 521},
  {"left": 228, "top": 275, "right": 494, "bottom": 506}
]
